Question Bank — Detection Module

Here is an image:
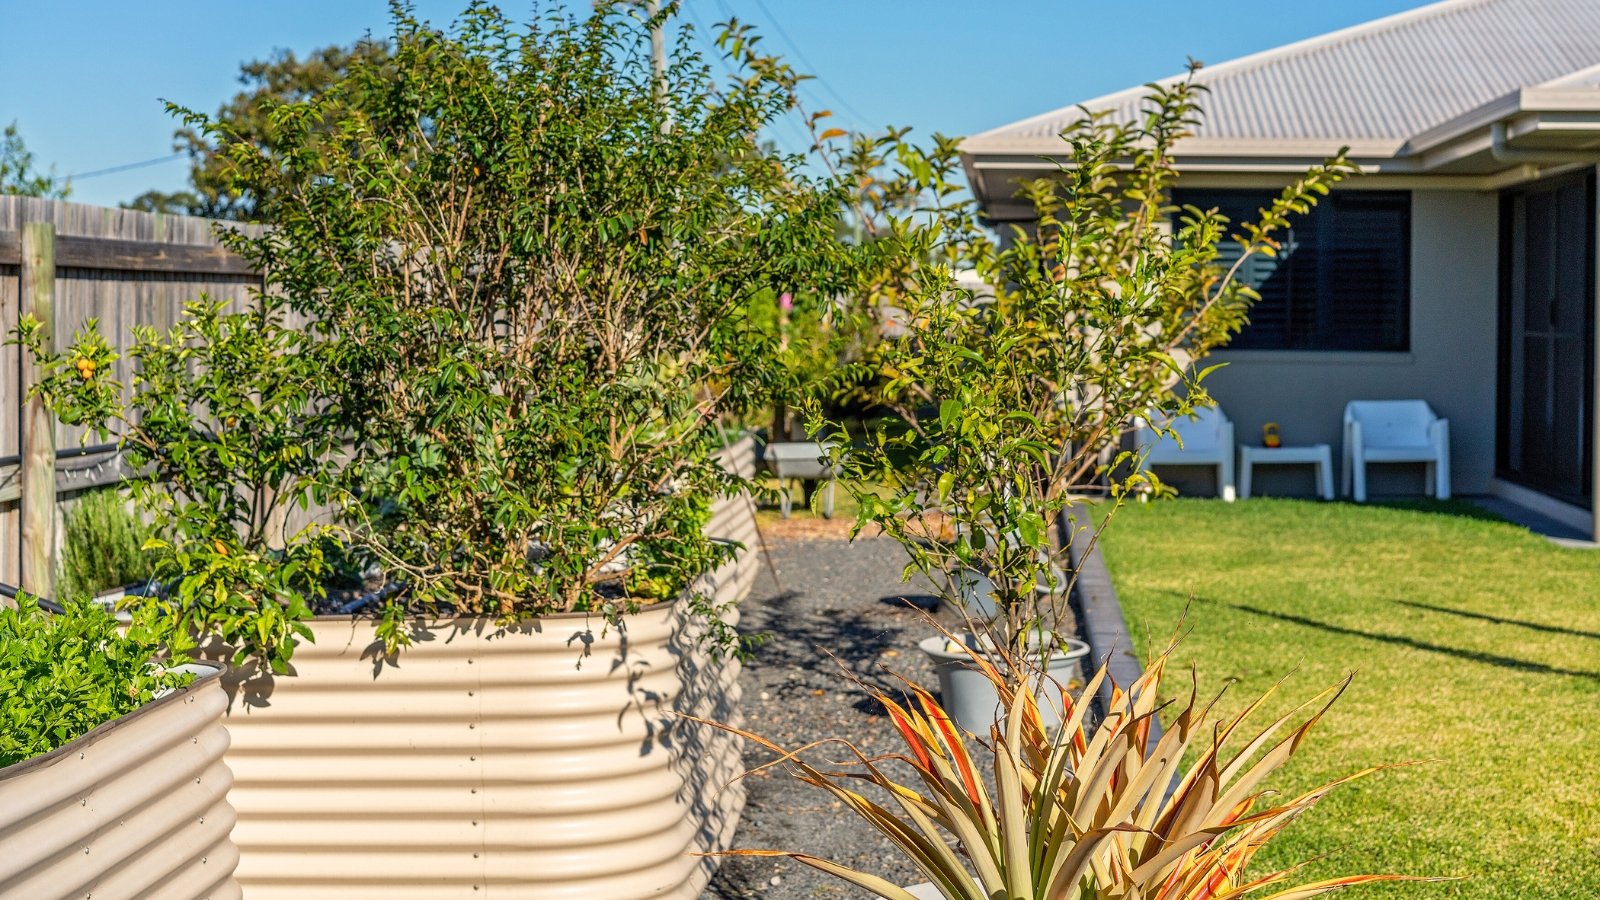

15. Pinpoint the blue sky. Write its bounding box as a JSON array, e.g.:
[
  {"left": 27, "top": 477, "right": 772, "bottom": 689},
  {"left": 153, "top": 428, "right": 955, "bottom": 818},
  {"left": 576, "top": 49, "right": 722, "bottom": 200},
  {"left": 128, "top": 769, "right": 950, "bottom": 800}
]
[{"left": 1, "top": 0, "right": 1428, "bottom": 207}]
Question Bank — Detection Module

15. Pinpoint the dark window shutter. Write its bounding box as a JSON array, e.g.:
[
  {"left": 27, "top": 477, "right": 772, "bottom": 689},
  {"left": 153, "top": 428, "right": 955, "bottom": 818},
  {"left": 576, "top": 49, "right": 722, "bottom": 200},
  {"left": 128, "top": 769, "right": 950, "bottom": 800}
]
[
  {"left": 1172, "top": 188, "right": 1409, "bottom": 352},
  {"left": 1320, "top": 192, "right": 1410, "bottom": 350}
]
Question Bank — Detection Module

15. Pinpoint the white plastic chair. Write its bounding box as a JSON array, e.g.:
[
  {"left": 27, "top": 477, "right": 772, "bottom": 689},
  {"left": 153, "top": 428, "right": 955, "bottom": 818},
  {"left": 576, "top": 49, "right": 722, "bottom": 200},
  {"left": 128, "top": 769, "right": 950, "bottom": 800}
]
[
  {"left": 1136, "top": 405, "right": 1236, "bottom": 502},
  {"left": 1341, "top": 400, "right": 1450, "bottom": 502}
]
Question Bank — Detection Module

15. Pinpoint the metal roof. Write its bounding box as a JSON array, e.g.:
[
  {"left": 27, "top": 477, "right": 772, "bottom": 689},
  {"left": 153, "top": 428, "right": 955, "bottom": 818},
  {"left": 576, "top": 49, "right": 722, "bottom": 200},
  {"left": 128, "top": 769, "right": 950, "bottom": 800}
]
[{"left": 966, "top": 0, "right": 1600, "bottom": 150}]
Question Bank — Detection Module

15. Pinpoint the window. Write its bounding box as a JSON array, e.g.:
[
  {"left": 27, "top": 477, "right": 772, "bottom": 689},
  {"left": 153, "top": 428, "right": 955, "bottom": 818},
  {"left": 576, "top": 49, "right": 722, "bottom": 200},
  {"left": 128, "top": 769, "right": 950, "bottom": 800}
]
[{"left": 1174, "top": 189, "right": 1411, "bottom": 352}]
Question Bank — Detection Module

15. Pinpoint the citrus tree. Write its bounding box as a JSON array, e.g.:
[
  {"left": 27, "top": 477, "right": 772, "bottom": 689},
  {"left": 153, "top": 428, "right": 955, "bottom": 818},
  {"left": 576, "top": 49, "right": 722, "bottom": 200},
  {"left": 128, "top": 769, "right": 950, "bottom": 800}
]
[{"left": 22, "top": 1, "right": 864, "bottom": 669}]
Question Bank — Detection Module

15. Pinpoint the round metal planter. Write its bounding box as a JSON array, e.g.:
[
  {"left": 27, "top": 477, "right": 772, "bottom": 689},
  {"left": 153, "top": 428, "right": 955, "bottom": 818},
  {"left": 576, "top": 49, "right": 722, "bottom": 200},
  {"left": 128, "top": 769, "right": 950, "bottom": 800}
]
[
  {"left": 218, "top": 566, "right": 748, "bottom": 900},
  {"left": 0, "top": 662, "right": 242, "bottom": 900}
]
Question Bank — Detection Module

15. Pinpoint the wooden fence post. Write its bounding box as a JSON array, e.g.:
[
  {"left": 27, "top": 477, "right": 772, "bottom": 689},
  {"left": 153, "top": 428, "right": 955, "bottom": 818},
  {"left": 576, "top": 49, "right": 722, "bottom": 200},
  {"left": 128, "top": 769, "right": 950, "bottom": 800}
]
[{"left": 20, "top": 222, "right": 56, "bottom": 599}]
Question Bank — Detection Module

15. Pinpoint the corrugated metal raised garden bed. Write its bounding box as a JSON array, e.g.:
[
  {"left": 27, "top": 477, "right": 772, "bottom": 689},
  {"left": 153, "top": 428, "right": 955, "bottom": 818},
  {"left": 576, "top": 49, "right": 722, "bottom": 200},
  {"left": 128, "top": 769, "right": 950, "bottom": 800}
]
[{"left": 0, "top": 662, "right": 242, "bottom": 900}]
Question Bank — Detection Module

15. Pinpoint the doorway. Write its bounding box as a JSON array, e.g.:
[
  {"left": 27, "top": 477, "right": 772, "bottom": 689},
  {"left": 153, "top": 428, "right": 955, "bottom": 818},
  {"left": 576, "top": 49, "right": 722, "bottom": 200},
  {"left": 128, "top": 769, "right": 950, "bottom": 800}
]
[{"left": 1497, "top": 173, "right": 1595, "bottom": 508}]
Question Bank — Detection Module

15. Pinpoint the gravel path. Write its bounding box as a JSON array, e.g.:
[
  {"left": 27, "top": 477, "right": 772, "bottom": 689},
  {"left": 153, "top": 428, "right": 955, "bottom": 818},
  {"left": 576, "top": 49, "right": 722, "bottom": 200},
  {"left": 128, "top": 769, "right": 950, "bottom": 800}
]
[{"left": 705, "top": 525, "right": 1079, "bottom": 899}]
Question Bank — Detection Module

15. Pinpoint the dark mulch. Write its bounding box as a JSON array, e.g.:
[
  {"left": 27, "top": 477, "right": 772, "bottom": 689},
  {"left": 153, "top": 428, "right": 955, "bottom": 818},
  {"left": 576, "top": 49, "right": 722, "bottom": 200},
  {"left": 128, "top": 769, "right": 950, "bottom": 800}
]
[{"left": 705, "top": 531, "right": 1079, "bottom": 899}]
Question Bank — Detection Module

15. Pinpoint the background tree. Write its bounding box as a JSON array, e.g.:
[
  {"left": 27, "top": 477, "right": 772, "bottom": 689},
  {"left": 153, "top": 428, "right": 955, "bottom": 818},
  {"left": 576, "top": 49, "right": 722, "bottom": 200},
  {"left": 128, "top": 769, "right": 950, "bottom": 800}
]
[
  {"left": 122, "top": 189, "right": 200, "bottom": 214},
  {"left": 0, "top": 122, "right": 70, "bottom": 198},
  {"left": 128, "top": 42, "right": 389, "bottom": 220}
]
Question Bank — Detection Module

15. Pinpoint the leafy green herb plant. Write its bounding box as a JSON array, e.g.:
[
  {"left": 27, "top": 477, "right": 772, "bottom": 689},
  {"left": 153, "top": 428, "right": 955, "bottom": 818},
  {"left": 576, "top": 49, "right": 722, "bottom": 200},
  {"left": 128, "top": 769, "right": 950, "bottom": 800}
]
[{"left": 0, "top": 595, "right": 191, "bottom": 769}]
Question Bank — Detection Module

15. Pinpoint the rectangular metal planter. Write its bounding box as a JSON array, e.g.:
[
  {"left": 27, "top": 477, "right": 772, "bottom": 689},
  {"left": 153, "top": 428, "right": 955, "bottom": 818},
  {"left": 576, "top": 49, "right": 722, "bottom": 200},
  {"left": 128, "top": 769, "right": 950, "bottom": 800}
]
[{"left": 0, "top": 663, "right": 242, "bottom": 900}]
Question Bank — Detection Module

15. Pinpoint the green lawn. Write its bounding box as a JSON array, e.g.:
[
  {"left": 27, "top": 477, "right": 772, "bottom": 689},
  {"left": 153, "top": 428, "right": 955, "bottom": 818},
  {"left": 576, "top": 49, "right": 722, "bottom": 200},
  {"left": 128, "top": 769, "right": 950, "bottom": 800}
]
[
  {"left": 1098, "top": 498, "right": 1600, "bottom": 900},
  {"left": 752, "top": 477, "right": 887, "bottom": 529}
]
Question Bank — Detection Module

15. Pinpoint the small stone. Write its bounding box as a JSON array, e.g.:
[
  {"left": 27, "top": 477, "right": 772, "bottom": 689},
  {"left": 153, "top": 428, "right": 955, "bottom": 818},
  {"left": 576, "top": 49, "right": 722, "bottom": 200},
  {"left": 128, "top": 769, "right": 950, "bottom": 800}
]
[
  {"left": 883, "top": 649, "right": 899, "bottom": 657},
  {"left": 769, "top": 876, "right": 782, "bottom": 887},
  {"left": 759, "top": 691, "right": 770, "bottom": 701},
  {"left": 811, "top": 689, "right": 825, "bottom": 697}
]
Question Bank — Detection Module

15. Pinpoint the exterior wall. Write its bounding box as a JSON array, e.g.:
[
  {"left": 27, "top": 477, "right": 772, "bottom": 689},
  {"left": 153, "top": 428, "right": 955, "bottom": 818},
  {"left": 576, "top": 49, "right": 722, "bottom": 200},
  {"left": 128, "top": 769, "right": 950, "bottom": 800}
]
[{"left": 1161, "top": 188, "right": 1501, "bottom": 499}]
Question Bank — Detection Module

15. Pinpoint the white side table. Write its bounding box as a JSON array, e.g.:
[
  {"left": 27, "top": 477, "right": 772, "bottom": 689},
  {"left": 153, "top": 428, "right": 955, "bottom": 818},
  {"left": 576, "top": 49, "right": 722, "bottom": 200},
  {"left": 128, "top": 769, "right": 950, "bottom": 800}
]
[{"left": 1239, "top": 444, "right": 1335, "bottom": 500}]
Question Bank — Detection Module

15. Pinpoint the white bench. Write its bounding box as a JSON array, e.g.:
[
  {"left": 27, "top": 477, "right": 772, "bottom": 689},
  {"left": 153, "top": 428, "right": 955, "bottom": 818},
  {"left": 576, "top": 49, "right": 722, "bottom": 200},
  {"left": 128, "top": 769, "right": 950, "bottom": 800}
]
[{"left": 763, "top": 441, "right": 836, "bottom": 518}]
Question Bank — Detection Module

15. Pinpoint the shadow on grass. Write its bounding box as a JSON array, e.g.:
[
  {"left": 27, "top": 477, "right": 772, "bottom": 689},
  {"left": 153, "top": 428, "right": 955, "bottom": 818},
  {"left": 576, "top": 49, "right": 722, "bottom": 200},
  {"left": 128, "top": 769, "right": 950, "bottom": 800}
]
[
  {"left": 1394, "top": 598, "right": 1600, "bottom": 641},
  {"left": 1176, "top": 592, "right": 1600, "bottom": 682},
  {"left": 1355, "top": 498, "right": 1510, "bottom": 524}
]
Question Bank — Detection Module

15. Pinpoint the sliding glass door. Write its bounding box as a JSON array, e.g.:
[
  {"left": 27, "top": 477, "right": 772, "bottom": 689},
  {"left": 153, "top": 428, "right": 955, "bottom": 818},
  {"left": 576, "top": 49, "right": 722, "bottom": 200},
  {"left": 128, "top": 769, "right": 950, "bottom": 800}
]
[{"left": 1498, "top": 173, "right": 1595, "bottom": 508}]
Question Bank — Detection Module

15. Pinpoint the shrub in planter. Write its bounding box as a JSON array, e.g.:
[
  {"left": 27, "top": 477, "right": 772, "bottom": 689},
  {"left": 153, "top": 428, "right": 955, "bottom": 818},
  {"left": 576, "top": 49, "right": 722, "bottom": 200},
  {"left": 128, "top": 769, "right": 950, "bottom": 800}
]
[
  {"left": 58, "top": 486, "right": 157, "bottom": 603},
  {"left": 22, "top": 3, "right": 855, "bottom": 663},
  {"left": 20, "top": 3, "right": 858, "bottom": 895},
  {"left": 18, "top": 299, "right": 335, "bottom": 673},
  {"left": 228, "top": 2, "right": 855, "bottom": 649},
  {"left": 0, "top": 596, "right": 240, "bottom": 897},
  {"left": 820, "top": 72, "right": 1355, "bottom": 729}
]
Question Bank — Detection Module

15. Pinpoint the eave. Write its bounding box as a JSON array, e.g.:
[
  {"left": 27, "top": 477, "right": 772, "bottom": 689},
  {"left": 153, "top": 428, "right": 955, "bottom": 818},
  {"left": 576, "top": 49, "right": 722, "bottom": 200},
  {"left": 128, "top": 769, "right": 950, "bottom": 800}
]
[{"left": 963, "top": 90, "right": 1600, "bottom": 219}]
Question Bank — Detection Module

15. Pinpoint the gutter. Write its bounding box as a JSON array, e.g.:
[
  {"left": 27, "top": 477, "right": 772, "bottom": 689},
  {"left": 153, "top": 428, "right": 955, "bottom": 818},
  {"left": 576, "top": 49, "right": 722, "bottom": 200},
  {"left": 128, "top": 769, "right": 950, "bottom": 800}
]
[{"left": 1489, "top": 121, "right": 1600, "bottom": 165}]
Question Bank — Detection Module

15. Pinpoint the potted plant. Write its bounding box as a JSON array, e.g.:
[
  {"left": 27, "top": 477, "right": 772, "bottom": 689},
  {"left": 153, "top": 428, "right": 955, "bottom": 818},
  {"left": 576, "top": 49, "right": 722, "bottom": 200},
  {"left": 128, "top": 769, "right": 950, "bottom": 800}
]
[
  {"left": 18, "top": 4, "right": 857, "bottom": 896},
  {"left": 822, "top": 71, "right": 1355, "bottom": 732},
  {"left": 700, "top": 632, "right": 1442, "bottom": 898},
  {"left": 0, "top": 594, "right": 240, "bottom": 897}
]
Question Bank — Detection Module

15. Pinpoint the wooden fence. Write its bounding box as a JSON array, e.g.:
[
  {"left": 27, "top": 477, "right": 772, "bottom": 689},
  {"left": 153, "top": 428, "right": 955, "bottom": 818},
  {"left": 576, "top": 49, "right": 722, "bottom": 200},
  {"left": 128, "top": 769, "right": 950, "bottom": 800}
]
[{"left": 0, "top": 196, "right": 261, "bottom": 593}]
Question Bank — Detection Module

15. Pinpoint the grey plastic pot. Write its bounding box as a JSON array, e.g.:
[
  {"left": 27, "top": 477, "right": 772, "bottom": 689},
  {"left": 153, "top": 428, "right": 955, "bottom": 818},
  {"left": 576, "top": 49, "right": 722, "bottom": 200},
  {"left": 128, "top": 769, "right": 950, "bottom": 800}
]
[
  {"left": 949, "top": 564, "right": 1070, "bottom": 620},
  {"left": 918, "top": 633, "right": 1091, "bottom": 735}
]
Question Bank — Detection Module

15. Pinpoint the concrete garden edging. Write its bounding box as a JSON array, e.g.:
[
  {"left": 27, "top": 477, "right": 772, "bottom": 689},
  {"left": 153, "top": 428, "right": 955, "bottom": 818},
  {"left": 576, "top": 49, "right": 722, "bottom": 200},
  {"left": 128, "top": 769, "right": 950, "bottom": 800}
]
[
  {"left": 1061, "top": 507, "right": 1164, "bottom": 750},
  {"left": 0, "top": 662, "right": 242, "bottom": 899}
]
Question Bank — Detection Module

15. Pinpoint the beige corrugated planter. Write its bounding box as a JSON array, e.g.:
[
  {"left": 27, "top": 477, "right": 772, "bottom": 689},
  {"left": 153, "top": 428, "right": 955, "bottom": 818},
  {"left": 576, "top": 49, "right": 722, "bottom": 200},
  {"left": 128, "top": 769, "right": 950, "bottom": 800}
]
[
  {"left": 221, "top": 473, "right": 760, "bottom": 899},
  {"left": 0, "top": 663, "right": 242, "bottom": 900}
]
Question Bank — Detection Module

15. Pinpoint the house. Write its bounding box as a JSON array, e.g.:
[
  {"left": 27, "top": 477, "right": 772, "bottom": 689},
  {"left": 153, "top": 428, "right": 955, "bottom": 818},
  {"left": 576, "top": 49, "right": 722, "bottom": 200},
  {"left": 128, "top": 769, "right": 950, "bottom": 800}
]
[{"left": 961, "top": 0, "right": 1600, "bottom": 538}]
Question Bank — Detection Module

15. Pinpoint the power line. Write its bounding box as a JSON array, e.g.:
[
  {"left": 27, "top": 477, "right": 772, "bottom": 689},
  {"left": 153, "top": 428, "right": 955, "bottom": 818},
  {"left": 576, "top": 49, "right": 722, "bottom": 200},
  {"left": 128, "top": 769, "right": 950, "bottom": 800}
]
[
  {"left": 743, "top": 0, "right": 873, "bottom": 126},
  {"left": 67, "top": 152, "right": 186, "bottom": 181},
  {"left": 685, "top": 0, "right": 811, "bottom": 154}
]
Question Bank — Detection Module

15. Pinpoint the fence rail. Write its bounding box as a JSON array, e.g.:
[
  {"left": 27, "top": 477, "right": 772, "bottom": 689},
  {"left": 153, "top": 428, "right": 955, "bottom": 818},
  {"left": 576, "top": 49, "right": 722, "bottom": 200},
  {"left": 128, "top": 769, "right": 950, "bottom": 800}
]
[
  {"left": 0, "top": 232, "right": 255, "bottom": 275},
  {"left": 0, "top": 196, "right": 262, "bottom": 592}
]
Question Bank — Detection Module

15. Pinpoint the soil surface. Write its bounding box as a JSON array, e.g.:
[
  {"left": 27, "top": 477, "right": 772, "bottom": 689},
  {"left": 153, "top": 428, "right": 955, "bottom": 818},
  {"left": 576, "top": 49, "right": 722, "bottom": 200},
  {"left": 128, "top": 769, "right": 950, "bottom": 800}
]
[{"left": 705, "top": 525, "right": 1079, "bottom": 899}]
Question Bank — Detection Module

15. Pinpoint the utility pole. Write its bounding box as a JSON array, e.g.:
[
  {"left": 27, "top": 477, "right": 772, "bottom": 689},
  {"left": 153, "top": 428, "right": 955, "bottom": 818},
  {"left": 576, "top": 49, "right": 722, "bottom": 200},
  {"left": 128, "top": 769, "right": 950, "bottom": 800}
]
[
  {"left": 602, "top": 0, "right": 669, "bottom": 129},
  {"left": 648, "top": 0, "right": 665, "bottom": 105},
  {"left": 648, "top": 0, "right": 671, "bottom": 132}
]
